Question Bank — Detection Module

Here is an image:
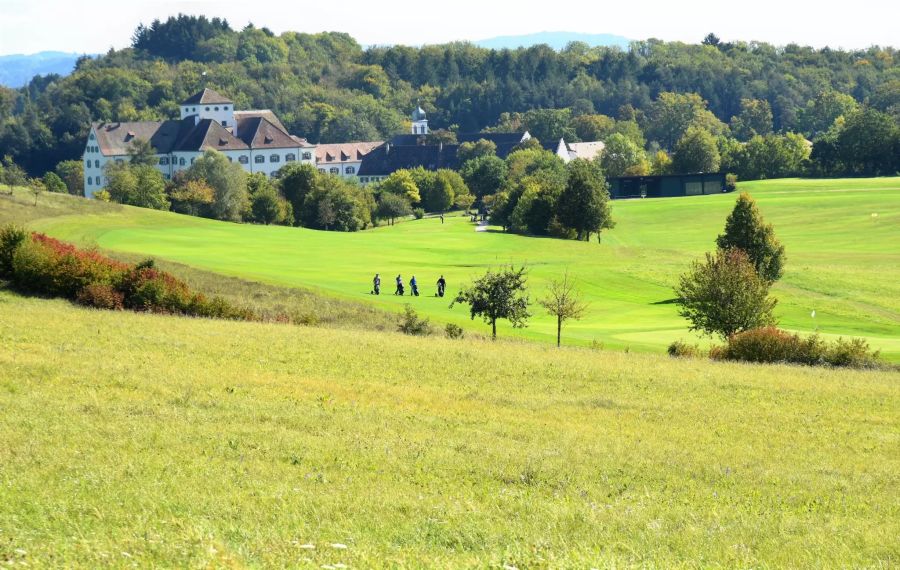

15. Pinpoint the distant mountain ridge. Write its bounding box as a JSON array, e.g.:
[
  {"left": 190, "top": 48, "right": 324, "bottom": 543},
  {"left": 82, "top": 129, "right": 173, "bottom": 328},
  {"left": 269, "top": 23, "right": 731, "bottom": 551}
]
[
  {"left": 0, "top": 51, "right": 90, "bottom": 88},
  {"left": 475, "top": 31, "right": 632, "bottom": 51}
]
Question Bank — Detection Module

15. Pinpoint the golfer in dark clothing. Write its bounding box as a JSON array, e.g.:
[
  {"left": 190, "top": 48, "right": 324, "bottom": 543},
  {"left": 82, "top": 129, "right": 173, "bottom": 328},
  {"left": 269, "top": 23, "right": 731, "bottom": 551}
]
[
  {"left": 395, "top": 274, "right": 404, "bottom": 296},
  {"left": 372, "top": 273, "right": 381, "bottom": 295},
  {"left": 436, "top": 275, "right": 446, "bottom": 297},
  {"left": 410, "top": 275, "right": 419, "bottom": 296}
]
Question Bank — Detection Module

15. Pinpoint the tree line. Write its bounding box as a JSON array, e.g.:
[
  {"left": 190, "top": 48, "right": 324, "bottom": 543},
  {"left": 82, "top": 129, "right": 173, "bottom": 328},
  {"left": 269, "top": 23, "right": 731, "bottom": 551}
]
[{"left": 0, "top": 14, "right": 897, "bottom": 179}]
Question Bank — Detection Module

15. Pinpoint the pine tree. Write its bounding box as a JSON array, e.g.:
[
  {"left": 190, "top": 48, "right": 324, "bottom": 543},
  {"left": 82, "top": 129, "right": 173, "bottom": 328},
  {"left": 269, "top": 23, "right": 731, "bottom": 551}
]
[{"left": 716, "top": 192, "right": 785, "bottom": 282}]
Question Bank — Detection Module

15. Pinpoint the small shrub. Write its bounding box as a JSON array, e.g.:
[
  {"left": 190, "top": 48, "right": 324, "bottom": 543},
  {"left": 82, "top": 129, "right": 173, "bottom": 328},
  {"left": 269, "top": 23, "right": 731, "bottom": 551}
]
[
  {"left": 725, "top": 173, "right": 738, "bottom": 192},
  {"left": 93, "top": 189, "right": 111, "bottom": 202},
  {"left": 293, "top": 311, "right": 320, "bottom": 326},
  {"left": 0, "top": 224, "right": 29, "bottom": 278},
  {"left": 398, "top": 305, "right": 431, "bottom": 336},
  {"left": 412, "top": 207, "right": 425, "bottom": 220},
  {"left": 668, "top": 340, "right": 700, "bottom": 358},
  {"left": 590, "top": 339, "right": 604, "bottom": 351},
  {"left": 76, "top": 283, "right": 124, "bottom": 310},
  {"left": 827, "top": 337, "right": 881, "bottom": 369},
  {"left": 445, "top": 323, "right": 465, "bottom": 339}
]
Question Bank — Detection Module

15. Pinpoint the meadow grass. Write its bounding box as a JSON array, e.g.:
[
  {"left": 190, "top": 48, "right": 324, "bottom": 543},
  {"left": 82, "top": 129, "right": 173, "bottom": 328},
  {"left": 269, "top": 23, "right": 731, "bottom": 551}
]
[
  {"left": 1, "top": 290, "right": 898, "bottom": 567},
  {"left": 3, "top": 177, "right": 899, "bottom": 359}
]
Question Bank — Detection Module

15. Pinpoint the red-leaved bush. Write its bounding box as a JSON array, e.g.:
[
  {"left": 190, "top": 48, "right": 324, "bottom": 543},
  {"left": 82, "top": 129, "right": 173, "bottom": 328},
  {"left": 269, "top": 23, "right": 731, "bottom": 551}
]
[
  {"left": 6, "top": 229, "right": 252, "bottom": 321},
  {"left": 712, "top": 326, "right": 882, "bottom": 369}
]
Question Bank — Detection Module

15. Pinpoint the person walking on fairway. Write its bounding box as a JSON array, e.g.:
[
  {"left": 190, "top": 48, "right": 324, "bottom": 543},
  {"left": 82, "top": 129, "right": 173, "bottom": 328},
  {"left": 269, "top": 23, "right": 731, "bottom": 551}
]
[
  {"left": 395, "top": 274, "right": 404, "bottom": 296},
  {"left": 410, "top": 275, "right": 419, "bottom": 297},
  {"left": 436, "top": 275, "right": 446, "bottom": 297},
  {"left": 372, "top": 273, "right": 381, "bottom": 295}
]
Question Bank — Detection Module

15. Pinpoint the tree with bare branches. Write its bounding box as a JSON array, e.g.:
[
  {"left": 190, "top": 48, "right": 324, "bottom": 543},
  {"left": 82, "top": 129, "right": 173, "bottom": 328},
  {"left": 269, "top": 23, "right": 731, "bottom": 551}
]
[{"left": 539, "top": 271, "right": 588, "bottom": 347}]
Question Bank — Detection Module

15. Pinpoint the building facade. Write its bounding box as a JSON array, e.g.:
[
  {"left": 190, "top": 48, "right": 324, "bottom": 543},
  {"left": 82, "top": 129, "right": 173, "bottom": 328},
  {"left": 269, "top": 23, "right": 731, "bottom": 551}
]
[{"left": 83, "top": 88, "right": 316, "bottom": 198}]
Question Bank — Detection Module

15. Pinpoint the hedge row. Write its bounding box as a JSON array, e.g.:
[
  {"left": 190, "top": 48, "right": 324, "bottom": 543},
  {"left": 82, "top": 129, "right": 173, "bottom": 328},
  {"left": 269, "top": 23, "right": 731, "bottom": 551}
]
[
  {"left": 669, "top": 326, "right": 883, "bottom": 369},
  {"left": 1, "top": 224, "right": 253, "bottom": 321}
]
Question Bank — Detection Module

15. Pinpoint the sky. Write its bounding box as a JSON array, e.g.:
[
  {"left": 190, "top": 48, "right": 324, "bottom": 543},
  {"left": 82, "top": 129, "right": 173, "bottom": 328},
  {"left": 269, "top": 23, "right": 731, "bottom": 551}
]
[{"left": 0, "top": 0, "right": 897, "bottom": 55}]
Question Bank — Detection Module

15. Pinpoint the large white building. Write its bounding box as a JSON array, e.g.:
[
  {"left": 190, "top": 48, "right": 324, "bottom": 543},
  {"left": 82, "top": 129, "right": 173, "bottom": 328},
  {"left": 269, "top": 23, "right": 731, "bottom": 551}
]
[{"left": 83, "top": 88, "right": 316, "bottom": 198}]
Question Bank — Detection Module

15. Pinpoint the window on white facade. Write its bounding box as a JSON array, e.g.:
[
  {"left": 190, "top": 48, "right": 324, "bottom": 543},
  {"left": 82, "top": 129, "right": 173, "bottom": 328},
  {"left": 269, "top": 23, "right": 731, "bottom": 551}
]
[
  {"left": 95, "top": 160, "right": 100, "bottom": 167},
  {"left": 255, "top": 155, "right": 264, "bottom": 164},
  {"left": 89, "top": 133, "right": 95, "bottom": 140},
  {"left": 180, "top": 158, "right": 186, "bottom": 166},
  {"left": 87, "top": 176, "right": 93, "bottom": 185},
  {"left": 205, "top": 107, "right": 210, "bottom": 111},
  {"left": 345, "top": 166, "right": 355, "bottom": 174},
  {"left": 239, "top": 156, "right": 249, "bottom": 164},
  {"left": 360, "top": 177, "right": 369, "bottom": 183},
  {"left": 329, "top": 167, "right": 339, "bottom": 174},
  {"left": 270, "top": 154, "right": 280, "bottom": 163},
  {"left": 214, "top": 106, "right": 219, "bottom": 111},
  {"left": 190, "top": 158, "right": 195, "bottom": 164},
  {"left": 222, "top": 120, "right": 228, "bottom": 127},
  {"left": 159, "top": 157, "right": 169, "bottom": 165},
  {"left": 224, "top": 106, "right": 229, "bottom": 111},
  {"left": 285, "top": 153, "right": 296, "bottom": 162},
  {"left": 115, "top": 159, "right": 123, "bottom": 165},
  {"left": 302, "top": 152, "right": 312, "bottom": 160},
  {"left": 85, "top": 160, "right": 90, "bottom": 168},
  {"left": 319, "top": 168, "right": 325, "bottom": 173}
]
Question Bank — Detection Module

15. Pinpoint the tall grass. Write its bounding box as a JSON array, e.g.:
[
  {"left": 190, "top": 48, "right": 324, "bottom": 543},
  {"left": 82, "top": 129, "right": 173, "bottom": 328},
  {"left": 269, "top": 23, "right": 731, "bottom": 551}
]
[{"left": 1, "top": 290, "right": 898, "bottom": 567}]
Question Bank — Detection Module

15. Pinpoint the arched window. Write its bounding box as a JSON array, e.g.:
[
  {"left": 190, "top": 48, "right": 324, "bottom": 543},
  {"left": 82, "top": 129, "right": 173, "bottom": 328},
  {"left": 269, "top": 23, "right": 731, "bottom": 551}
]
[
  {"left": 239, "top": 156, "right": 249, "bottom": 164},
  {"left": 270, "top": 154, "right": 280, "bottom": 163},
  {"left": 87, "top": 176, "right": 93, "bottom": 185},
  {"left": 345, "top": 166, "right": 355, "bottom": 174},
  {"left": 329, "top": 167, "right": 339, "bottom": 174},
  {"left": 285, "top": 153, "right": 296, "bottom": 162},
  {"left": 179, "top": 157, "right": 186, "bottom": 166},
  {"left": 302, "top": 152, "right": 312, "bottom": 160},
  {"left": 255, "top": 155, "right": 264, "bottom": 164},
  {"left": 89, "top": 133, "right": 95, "bottom": 140}
]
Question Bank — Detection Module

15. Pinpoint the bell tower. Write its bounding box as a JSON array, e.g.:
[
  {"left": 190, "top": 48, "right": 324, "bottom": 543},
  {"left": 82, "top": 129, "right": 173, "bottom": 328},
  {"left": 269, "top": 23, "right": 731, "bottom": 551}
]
[{"left": 411, "top": 104, "right": 429, "bottom": 135}]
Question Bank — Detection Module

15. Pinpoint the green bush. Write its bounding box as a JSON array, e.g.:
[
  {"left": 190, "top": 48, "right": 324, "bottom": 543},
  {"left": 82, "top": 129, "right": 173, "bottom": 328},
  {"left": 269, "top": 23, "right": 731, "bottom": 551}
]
[
  {"left": 412, "top": 207, "right": 425, "bottom": 219},
  {"left": 725, "top": 173, "right": 738, "bottom": 192},
  {"left": 398, "top": 305, "right": 431, "bottom": 336},
  {"left": 667, "top": 340, "right": 701, "bottom": 358},
  {"left": 445, "top": 323, "right": 465, "bottom": 339},
  {"left": 0, "top": 223, "right": 29, "bottom": 278}
]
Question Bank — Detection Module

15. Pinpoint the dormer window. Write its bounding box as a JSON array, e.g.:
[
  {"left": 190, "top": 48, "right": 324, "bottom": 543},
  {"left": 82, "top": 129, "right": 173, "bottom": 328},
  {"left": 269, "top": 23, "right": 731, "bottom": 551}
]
[
  {"left": 264, "top": 136, "right": 274, "bottom": 144},
  {"left": 222, "top": 120, "right": 228, "bottom": 127},
  {"left": 219, "top": 138, "right": 228, "bottom": 146}
]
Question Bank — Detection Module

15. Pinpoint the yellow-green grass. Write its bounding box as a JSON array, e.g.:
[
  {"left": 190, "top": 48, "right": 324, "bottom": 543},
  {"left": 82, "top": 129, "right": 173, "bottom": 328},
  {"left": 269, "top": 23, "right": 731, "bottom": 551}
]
[
  {"left": 1, "top": 290, "right": 898, "bottom": 567},
  {"left": 4, "top": 177, "right": 899, "bottom": 359}
]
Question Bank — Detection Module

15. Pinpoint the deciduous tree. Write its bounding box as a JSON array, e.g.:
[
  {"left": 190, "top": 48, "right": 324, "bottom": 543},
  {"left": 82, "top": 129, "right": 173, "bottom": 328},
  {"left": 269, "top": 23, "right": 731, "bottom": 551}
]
[
  {"left": 539, "top": 270, "right": 588, "bottom": 347},
  {"left": 452, "top": 266, "right": 531, "bottom": 340}
]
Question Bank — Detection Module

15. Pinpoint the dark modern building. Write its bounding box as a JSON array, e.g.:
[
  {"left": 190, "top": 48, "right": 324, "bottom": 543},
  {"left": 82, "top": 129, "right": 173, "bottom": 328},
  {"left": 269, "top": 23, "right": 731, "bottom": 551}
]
[{"left": 608, "top": 173, "right": 727, "bottom": 199}]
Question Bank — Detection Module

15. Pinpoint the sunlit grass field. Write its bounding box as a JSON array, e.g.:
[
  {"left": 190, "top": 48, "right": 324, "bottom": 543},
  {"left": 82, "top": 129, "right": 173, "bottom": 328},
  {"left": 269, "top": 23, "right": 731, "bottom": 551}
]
[
  {"left": 1, "top": 291, "right": 898, "bottom": 567},
  {"left": 5, "top": 176, "right": 900, "bottom": 358}
]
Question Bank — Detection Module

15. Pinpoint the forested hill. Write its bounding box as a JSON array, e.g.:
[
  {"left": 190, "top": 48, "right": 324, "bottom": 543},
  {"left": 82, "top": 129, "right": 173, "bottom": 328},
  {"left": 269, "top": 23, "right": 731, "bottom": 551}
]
[{"left": 0, "top": 15, "right": 897, "bottom": 176}]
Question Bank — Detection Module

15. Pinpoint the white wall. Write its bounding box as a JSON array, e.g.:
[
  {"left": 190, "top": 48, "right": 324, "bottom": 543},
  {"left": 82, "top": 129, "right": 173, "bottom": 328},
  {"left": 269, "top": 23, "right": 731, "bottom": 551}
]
[{"left": 180, "top": 104, "right": 235, "bottom": 129}]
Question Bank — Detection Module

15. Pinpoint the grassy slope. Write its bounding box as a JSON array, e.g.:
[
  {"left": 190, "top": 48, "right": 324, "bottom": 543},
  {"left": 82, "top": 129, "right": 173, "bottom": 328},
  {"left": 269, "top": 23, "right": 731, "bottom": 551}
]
[
  {"left": 1, "top": 291, "right": 898, "bottom": 567},
  {"left": 5, "top": 177, "right": 900, "bottom": 358}
]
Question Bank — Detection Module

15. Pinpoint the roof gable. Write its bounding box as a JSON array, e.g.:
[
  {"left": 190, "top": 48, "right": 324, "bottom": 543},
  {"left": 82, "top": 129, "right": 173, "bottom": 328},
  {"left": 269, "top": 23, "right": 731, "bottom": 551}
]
[{"left": 181, "top": 88, "right": 232, "bottom": 105}]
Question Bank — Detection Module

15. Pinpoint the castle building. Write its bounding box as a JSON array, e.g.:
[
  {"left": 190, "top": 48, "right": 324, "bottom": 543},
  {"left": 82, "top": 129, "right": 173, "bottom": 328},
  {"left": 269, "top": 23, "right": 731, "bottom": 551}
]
[{"left": 83, "top": 88, "right": 315, "bottom": 198}]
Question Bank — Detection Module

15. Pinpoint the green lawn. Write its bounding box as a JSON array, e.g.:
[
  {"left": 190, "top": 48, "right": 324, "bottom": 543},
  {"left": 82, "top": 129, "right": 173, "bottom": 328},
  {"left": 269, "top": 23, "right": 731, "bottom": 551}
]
[
  {"left": 1, "top": 291, "right": 898, "bottom": 567},
  {"left": 9, "top": 177, "right": 900, "bottom": 358}
]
